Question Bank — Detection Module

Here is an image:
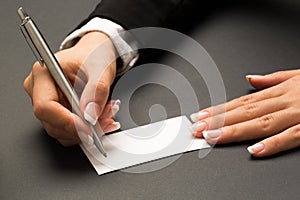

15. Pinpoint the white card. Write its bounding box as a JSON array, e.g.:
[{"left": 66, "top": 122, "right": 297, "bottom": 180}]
[{"left": 80, "top": 116, "right": 211, "bottom": 175}]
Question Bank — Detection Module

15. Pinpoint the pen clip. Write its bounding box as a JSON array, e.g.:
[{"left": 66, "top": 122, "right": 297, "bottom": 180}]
[{"left": 20, "top": 24, "right": 44, "bottom": 67}]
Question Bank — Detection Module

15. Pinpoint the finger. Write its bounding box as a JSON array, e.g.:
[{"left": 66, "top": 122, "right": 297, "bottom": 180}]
[
  {"left": 97, "top": 100, "right": 122, "bottom": 134},
  {"left": 31, "top": 62, "right": 59, "bottom": 101},
  {"left": 41, "top": 121, "right": 79, "bottom": 142},
  {"left": 202, "top": 109, "right": 298, "bottom": 144},
  {"left": 98, "top": 117, "right": 121, "bottom": 133},
  {"left": 78, "top": 38, "right": 116, "bottom": 125},
  {"left": 109, "top": 100, "right": 121, "bottom": 118},
  {"left": 100, "top": 100, "right": 115, "bottom": 119},
  {"left": 42, "top": 112, "right": 95, "bottom": 147},
  {"left": 101, "top": 99, "right": 121, "bottom": 119},
  {"left": 191, "top": 86, "right": 284, "bottom": 122},
  {"left": 247, "top": 124, "right": 300, "bottom": 157},
  {"left": 195, "top": 97, "right": 288, "bottom": 134},
  {"left": 224, "top": 86, "right": 285, "bottom": 113},
  {"left": 103, "top": 121, "right": 121, "bottom": 133},
  {"left": 80, "top": 65, "right": 115, "bottom": 125},
  {"left": 246, "top": 69, "right": 300, "bottom": 89},
  {"left": 35, "top": 102, "right": 81, "bottom": 139},
  {"left": 32, "top": 64, "right": 70, "bottom": 123},
  {"left": 31, "top": 64, "right": 83, "bottom": 139}
]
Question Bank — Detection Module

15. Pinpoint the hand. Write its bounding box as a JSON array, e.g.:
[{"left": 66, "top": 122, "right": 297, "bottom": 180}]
[
  {"left": 190, "top": 70, "right": 300, "bottom": 157},
  {"left": 23, "top": 31, "right": 120, "bottom": 146}
]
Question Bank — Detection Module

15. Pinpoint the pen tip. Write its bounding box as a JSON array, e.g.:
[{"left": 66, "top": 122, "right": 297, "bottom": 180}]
[{"left": 103, "top": 153, "right": 107, "bottom": 158}]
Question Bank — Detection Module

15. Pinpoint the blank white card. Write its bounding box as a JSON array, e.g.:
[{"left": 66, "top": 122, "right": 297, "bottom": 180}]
[{"left": 80, "top": 116, "right": 211, "bottom": 175}]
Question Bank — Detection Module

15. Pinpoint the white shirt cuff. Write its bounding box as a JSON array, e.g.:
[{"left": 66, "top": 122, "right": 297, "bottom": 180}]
[{"left": 60, "top": 17, "right": 138, "bottom": 75}]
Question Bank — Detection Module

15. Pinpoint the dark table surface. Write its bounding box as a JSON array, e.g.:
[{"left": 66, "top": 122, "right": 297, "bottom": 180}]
[{"left": 1, "top": 0, "right": 300, "bottom": 199}]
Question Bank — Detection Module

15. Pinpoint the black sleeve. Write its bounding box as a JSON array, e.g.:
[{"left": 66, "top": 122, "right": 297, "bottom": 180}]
[
  {"left": 76, "top": 0, "right": 183, "bottom": 30},
  {"left": 74, "top": 0, "right": 236, "bottom": 32}
]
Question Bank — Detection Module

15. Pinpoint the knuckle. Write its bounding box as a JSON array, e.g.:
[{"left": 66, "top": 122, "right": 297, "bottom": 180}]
[
  {"left": 32, "top": 62, "right": 41, "bottom": 74},
  {"left": 292, "top": 125, "right": 300, "bottom": 141},
  {"left": 226, "top": 125, "right": 239, "bottom": 141},
  {"left": 268, "top": 136, "right": 281, "bottom": 149},
  {"left": 96, "top": 81, "right": 110, "bottom": 97},
  {"left": 238, "top": 95, "right": 254, "bottom": 106},
  {"left": 242, "top": 103, "right": 257, "bottom": 118},
  {"left": 33, "top": 100, "right": 46, "bottom": 120},
  {"left": 33, "top": 61, "right": 42, "bottom": 68},
  {"left": 258, "top": 114, "right": 274, "bottom": 132},
  {"left": 62, "top": 116, "right": 75, "bottom": 133}
]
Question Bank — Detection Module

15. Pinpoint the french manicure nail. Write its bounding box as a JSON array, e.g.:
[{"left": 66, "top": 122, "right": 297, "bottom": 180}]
[
  {"left": 110, "top": 100, "right": 121, "bottom": 117},
  {"left": 105, "top": 122, "right": 121, "bottom": 133},
  {"left": 247, "top": 143, "right": 264, "bottom": 154},
  {"left": 114, "top": 99, "right": 121, "bottom": 106},
  {"left": 78, "top": 131, "right": 94, "bottom": 146},
  {"left": 190, "top": 111, "right": 209, "bottom": 122},
  {"left": 112, "top": 103, "right": 120, "bottom": 115},
  {"left": 245, "top": 75, "right": 263, "bottom": 82},
  {"left": 191, "top": 121, "right": 206, "bottom": 132},
  {"left": 113, "top": 122, "right": 121, "bottom": 129},
  {"left": 203, "top": 129, "right": 221, "bottom": 140},
  {"left": 84, "top": 102, "right": 101, "bottom": 125}
]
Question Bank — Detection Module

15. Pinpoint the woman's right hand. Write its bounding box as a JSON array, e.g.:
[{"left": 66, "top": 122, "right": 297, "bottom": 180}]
[{"left": 23, "top": 31, "right": 120, "bottom": 146}]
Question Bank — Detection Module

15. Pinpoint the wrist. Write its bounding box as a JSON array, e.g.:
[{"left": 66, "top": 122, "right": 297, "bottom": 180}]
[
  {"left": 72, "top": 31, "right": 117, "bottom": 75},
  {"left": 60, "top": 17, "right": 139, "bottom": 76},
  {"left": 74, "top": 31, "right": 115, "bottom": 54}
]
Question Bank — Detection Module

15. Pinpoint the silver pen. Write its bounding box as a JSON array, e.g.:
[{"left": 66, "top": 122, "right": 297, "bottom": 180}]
[{"left": 17, "top": 7, "right": 107, "bottom": 157}]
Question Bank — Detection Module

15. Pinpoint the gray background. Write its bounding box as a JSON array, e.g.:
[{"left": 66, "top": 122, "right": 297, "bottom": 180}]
[{"left": 1, "top": 0, "right": 300, "bottom": 199}]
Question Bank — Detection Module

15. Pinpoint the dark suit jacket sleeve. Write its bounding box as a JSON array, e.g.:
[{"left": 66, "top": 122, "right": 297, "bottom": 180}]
[{"left": 76, "top": 0, "right": 183, "bottom": 30}]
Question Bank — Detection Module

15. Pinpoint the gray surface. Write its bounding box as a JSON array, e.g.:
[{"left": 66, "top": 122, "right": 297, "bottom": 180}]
[{"left": 1, "top": 0, "right": 300, "bottom": 200}]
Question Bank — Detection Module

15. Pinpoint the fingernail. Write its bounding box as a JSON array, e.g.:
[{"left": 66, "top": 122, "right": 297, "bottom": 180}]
[
  {"left": 112, "top": 122, "right": 121, "bottom": 129},
  {"left": 191, "top": 121, "right": 206, "bottom": 132},
  {"left": 84, "top": 102, "right": 101, "bottom": 125},
  {"left": 203, "top": 129, "right": 221, "bottom": 140},
  {"left": 190, "top": 111, "right": 209, "bottom": 122},
  {"left": 104, "top": 122, "right": 121, "bottom": 133},
  {"left": 111, "top": 100, "right": 121, "bottom": 116},
  {"left": 114, "top": 99, "right": 121, "bottom": 106},
  {"left": 245, "top": 75, "right": 263, "bottom": 82},
  {"left": 78, "top": 131, "right": 94, "bottom": 146},
  {"left": 247, "top": 143, "right": 264, "bottom": 154}
]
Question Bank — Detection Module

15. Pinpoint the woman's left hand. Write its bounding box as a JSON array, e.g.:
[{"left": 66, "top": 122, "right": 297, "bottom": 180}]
[{"left": 190, "top": 70, "right": 300, "bottom": 157}]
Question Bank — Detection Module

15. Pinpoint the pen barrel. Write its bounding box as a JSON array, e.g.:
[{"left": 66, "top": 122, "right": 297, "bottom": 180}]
[{"left": 23, "top": 19, "right": 82, "bottom": 117}]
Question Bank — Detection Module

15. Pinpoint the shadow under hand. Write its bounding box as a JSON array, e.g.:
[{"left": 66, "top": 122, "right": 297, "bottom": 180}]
[
  {"left": 212, "top": 139, "right": 300, "bottom": 160},
  {"left": 37, "top": 128, "right": 93, "bottom": 174}
]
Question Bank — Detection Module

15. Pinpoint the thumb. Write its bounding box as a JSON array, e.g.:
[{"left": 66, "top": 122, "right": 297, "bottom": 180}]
[{"left": 246, "top": 69, "right": 300, "bottom": 89}]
